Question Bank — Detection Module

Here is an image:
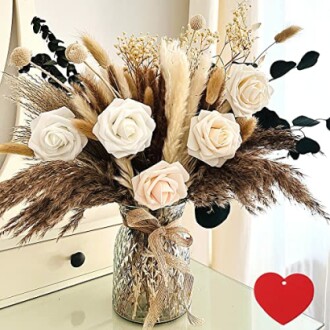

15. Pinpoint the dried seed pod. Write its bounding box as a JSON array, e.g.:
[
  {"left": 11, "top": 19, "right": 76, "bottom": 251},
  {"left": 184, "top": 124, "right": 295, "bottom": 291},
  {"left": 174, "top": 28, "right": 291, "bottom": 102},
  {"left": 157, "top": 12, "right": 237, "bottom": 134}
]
[
  {"left": 10, "top": 47, "right": 32, "bottom": 68},
  {"left": 190, "top": 14, "right": 206, "bottom": 31},
  {"left": 65, "top": 43, "right": 88, "bottom": 64}
]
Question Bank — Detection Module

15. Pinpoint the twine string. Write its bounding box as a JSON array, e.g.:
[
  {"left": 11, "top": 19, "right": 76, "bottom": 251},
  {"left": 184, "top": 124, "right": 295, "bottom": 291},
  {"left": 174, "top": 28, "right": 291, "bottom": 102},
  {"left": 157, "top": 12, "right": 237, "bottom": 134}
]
[{"left": 125, "top": 208, "right": 204, "bottom": 329}]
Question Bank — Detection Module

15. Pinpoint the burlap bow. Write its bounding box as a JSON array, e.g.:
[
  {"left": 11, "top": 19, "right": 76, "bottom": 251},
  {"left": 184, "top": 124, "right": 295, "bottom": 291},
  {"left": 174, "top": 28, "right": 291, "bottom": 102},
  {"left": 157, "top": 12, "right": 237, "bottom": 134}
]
[{"left": 125, "top": 208, "right": 203, "bottom": 330}]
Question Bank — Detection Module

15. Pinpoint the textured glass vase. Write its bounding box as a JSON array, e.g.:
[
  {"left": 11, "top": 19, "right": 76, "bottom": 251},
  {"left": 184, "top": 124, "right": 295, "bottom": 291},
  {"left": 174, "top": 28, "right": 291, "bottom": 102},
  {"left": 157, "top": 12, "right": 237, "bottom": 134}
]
[{"left": 112, "top": 203, "right": 190, "bottom": 324}]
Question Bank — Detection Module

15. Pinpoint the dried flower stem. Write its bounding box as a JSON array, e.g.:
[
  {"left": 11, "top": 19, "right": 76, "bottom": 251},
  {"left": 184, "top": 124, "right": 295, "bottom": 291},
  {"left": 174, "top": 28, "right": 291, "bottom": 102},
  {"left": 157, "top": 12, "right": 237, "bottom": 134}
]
[{"left": 30, "top": 62, "right": 72, "bottom": 93}]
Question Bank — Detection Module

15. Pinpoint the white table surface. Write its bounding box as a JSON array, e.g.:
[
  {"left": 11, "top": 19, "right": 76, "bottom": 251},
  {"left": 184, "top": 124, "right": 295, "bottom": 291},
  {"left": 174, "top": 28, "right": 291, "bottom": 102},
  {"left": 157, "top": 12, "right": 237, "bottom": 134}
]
[{"left": 0, "top": 261, "right": 324, "bottom": 330}]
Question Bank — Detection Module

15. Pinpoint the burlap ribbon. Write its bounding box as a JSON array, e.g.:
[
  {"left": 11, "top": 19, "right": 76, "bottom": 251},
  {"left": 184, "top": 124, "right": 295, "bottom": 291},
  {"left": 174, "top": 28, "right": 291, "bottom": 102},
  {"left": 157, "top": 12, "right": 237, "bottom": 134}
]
[{"left": 125, "top": 208, "right": 204, "bottom": 330}]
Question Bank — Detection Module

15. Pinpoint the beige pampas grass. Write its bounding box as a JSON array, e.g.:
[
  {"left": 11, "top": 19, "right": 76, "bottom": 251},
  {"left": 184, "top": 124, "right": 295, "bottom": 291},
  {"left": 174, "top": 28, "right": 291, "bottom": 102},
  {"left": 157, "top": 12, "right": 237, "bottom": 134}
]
[
  {"left": 143, "top": 86, "right": 154, "bottom": 109},
  {"left": 275, "top": 25, "right": 302, "bottom": 43},
  {"left": 236, "top": 117, "right": 257, "bottom": 142},
  {"left": 160, "top": 40, "right": 190, "bottom": 163},
  {"left": 205, "top": 66, "right": 225, "bottom": 105},
  {"left": 112, "top": 64, "right": 132, "bottom": 99},
  {"left": 70, "top": 94, "right": 98, "bottom": 124},
  {"left": 72, "top": 119, "right": 98, "bottom": 140},
  {"left": 217, "top": 100, "right": 231, "bottom": 113},
  {"left": 79, "top": 71, "right": 114, "bottom": 112},
  {"left": 10, "top": 47, "right": 32, "bottom": 68},
  {"left": 114, "top": 158, "right": 134, "bottom": 193},
  {"left": 81, "top": 34, "right": 111, "bottom": 68},
  {"left": 0, "top": 143, "right": 34, "bottom": 157}
]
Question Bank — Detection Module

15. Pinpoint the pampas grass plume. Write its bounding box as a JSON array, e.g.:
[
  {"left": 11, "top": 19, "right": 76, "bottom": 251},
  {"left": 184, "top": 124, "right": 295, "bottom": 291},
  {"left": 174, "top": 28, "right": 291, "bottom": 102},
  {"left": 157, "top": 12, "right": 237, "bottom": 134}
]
[
  {"left": 81, "top": 34, "right": 111, "bottom": 68},
  {"left": 0, "top": 143, "right": 34, "bottom": 157},
  {"left": 143, "top": 86, "right": 154, "bottom": 109},
  {"left": 236, "top": 117, "right": 257, "bottom": 142},
  {"left": 72, "top": 119, "right": 98, "bottom": 140},
  {"left": 275, "top": 25, "right": 302, "bottom": 43},
  {"left": 206, "top": 66, "right": 225, "bottom": 105}
]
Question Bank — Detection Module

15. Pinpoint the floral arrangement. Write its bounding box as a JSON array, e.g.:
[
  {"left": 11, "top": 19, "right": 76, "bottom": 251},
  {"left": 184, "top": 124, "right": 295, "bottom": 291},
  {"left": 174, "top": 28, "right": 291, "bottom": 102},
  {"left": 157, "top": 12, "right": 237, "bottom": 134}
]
[{"left": 0, "top": 3, "right": 329, "bottom": 244}]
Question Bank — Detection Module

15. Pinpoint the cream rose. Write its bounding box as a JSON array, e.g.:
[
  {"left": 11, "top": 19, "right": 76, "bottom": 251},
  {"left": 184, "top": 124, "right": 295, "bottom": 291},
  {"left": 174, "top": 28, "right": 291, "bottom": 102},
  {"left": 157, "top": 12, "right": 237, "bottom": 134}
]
[
  {"left": 187, "top": 110, "right": 242, "bottom": 167},
  {"left": 132, "top": 161, "right": 189, "bottom": 211},
  {"left": 226, "top": 64, "right": 273, "bottom": 117},
  {"left": 28, "top": 107, "right": 88, "bottom": 161},
  {"left": 93, "top": 98, "right": 156, "bottom": 158}
]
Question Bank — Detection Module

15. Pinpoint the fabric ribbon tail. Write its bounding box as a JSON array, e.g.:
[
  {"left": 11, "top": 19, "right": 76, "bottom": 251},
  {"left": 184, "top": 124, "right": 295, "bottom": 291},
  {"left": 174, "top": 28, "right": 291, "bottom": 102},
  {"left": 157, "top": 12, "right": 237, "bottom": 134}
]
[{"left": 185, "top": 304, "right": 205, "bottom": 326}]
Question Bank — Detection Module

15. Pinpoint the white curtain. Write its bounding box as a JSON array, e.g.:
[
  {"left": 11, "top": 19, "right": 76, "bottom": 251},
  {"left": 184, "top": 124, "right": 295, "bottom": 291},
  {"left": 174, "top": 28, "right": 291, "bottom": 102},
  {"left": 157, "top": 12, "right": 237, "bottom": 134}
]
[{"left": 209, "top": 0, "right": 330, "bottom": 328}]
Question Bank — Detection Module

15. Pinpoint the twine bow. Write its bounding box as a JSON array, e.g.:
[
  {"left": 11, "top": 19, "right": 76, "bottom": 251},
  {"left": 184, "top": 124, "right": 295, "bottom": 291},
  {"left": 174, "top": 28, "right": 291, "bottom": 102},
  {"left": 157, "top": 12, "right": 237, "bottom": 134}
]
[{"left": 125, "top": 208, "right": 204, "bottom": 330}]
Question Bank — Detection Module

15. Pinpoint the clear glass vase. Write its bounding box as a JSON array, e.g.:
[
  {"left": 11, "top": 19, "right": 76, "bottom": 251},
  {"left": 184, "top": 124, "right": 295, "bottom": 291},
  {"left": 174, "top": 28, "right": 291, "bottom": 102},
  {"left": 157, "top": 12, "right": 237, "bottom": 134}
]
[{"left": 112, "top": 202, "right": 190, "bottom": 324}]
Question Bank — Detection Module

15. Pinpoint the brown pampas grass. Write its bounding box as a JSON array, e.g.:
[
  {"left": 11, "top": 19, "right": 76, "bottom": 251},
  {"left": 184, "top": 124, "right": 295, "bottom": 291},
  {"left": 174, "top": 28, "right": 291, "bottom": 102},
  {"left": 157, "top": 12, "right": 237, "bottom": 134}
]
[
  {"left": 81, "top": 34, "right": 111, "bottom": 68},
  {"left": 237, "top": 117, "right": 257, "bottom": 142},
  {"left": 205, "top": 66, "right": 225, "bottom": 105},
  {"left": 241, "top": 127, "right": 297, "bottom": 152},
  {"left": 143, "top": 86, "right": 154, "bottom": 109},
  {"left": 0, "top": 160, "right": 130, "bottom": 243},
  {"left": 0, "top": 143, "right": 34, "bottom": 157},
  {"left": 72, "top": 119, "right": 98, "bottom": 140},
  {"left": 144, "top": 74, "right": 167, "bottom": 165},
  {"left": 160, "top": 40, "right": 190, "bottom": 163},
  {"left": 5, "top": 74, "right": 71, "bottom": 114},
  {"left": 124, "top": 71, "right": 138, "bottom": 100},
  {"left": 190, "top": 149, "right": 329, "bottom": 220},
  {"left": 275, "top": 25, "right": 302, "bottom": 43}
]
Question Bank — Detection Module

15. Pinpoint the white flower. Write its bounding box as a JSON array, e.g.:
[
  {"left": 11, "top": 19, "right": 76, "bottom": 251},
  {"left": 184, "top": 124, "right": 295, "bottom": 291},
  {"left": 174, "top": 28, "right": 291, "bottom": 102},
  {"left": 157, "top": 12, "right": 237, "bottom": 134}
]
[
  {"left": 132, "top": 161, "right": 189, "bottom": 211},
  {"left": 226, "top": 64, "right": 273, "bottom": 117},
  {"left": 93, "top": 98, "right": 156, "bottom": 158},
  {"left": 28, "top": 107, "right": 88, "bottom": 161},
  {"left": 187, "top": 110, "right": 242, "bottom": 167}
]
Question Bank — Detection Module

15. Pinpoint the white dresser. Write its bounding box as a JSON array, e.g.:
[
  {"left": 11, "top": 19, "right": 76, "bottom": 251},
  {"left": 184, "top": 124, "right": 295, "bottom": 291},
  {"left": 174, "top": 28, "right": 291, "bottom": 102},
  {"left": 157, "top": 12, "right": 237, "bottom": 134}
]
[{"left": 0, "top": 203, "right": 122, "bottom": 309}]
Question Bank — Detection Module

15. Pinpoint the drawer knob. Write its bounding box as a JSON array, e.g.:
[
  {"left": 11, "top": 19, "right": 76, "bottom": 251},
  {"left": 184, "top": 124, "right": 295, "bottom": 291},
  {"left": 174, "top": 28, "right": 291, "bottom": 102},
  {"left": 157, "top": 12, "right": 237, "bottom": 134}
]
[{"left": 70, "top": 252, "right": 85, "bottom": 268}]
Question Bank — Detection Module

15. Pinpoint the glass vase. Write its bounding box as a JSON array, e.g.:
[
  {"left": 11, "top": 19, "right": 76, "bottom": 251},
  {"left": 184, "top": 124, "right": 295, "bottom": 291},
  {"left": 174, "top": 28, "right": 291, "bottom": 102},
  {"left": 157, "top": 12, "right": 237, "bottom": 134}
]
[{"left": 112, "top": 202, "right": 189, "bottom": 324}]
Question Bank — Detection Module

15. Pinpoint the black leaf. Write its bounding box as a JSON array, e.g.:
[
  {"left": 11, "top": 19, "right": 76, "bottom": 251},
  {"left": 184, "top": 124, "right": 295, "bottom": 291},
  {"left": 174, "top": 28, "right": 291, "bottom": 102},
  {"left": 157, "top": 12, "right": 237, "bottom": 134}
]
[
  {"left": 289, "top": 150, "right": 300, "bottom": 160},
  {"left": 254, "top": 107, "right": 290, "bottom": 130},
  {"left": 67, "top": 64, "right": 77, "bottom": 75},
  {"left": 278, "top": 118, "right": 291, "bottom": 129},
  {"left": 48, "top": 33, "right": 56, "bottom": 42},
  {"left": 18, "top": 64, "right": 31, "bottom": 74},
  {"left": 270, "top": 60, "right": 296, "bottom": 80},
  {"left": 195, "top": 204, "right": 231, "bottom": 229},
  {"left": 297, "top": 51, "right": 320, "bottom": 70},
  {"left": 326, "top": 118, "right": 330, "bottom": 130},
  {"left": 57, "top": 56, "right": 69, "bottom": 68},
  {"left": 56, "top": 46, "right": 66, "bottom": 52},
  {"left": 31, "top": 53, "right": 52, "bottom": 66},
  {"left": 43, "top": 60, "right": 57, "bottom": 66},
  {"left": 296, "top": 137, "right": 320, "bottom": 155},
  {"left": 68, "top": 75, "right": 81, "bottom": 84},
  {"left": 48, "top": 41, "right": 59, "bottom": 52},
  {"left": 33, "top": 22, "right": 41, "bottom": 34},
  {"left": 292, "top": 116, "right": 320, "bottom": 127}
]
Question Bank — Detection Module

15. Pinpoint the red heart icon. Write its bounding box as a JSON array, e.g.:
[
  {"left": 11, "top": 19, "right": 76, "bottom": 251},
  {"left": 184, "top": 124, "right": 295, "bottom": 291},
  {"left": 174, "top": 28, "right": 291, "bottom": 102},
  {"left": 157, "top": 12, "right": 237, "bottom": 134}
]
[{"left": 254, "top": 273, "right": 314, "bottom": 325}]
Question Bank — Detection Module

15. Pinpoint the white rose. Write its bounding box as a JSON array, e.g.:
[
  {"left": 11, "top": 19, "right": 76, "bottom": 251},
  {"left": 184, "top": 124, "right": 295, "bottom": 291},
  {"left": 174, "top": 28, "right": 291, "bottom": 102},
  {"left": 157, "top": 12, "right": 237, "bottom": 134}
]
[
  {"left": 187, "top": 110, "right": 242, "bottom": 167},
  {"left": 226, "top": 64, "right": 273, "bottom": 117},
  {"left": 132, "top": 161, "right": 189, "bottom": 211},
  {"left": 28, "top": 107, "right": 88, "bottom": 161},
  {"left": 93, "top": 98, "right": 156, "bottom": 158}
]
